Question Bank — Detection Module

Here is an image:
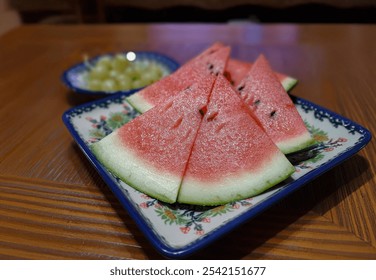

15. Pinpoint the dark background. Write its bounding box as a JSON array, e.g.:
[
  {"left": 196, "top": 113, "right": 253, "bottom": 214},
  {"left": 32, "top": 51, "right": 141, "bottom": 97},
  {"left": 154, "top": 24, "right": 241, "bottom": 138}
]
[{"left": 10, "top": 1, "right": 376, "bottom": 24}]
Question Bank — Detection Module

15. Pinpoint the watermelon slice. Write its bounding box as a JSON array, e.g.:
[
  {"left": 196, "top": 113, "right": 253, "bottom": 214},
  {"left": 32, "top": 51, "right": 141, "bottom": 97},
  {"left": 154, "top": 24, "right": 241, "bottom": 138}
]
[
  {"left": 177, "top": 74, "right": 295, "bottom": 206},
  {"left": 225, "top": 58, "right": 298, "bottom": 91},
  {"left": 91, "top": 75, "right": 216, "bottom": 203},
  {"left": 236, "top": 54, "right": 315, "bottom": 154},
  {"left": 126, "top": 43, "right": 230, "bottom": 113}
]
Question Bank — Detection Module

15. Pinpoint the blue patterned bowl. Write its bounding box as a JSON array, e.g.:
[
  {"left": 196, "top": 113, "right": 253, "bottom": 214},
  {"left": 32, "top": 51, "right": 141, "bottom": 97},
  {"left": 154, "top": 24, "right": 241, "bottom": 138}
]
[{"left": 61, "top": 51, "right": 180, "bottom": 96}]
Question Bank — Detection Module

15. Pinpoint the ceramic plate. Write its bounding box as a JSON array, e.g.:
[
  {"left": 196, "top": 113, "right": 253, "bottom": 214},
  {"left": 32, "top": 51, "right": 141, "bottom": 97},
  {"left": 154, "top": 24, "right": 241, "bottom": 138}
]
[
  {"left": 61, "top": 51, "right": 180, "bottom": 96},
  {"left": 62, "top": 93, "right": 371, "bottom": 258}
]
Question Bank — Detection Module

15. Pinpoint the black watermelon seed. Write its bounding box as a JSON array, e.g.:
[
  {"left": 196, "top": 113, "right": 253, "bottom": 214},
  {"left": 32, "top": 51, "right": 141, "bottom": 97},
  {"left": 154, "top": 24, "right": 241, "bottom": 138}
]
[{"left": 199, "top": 105, "right": 208, "bottom": 116}]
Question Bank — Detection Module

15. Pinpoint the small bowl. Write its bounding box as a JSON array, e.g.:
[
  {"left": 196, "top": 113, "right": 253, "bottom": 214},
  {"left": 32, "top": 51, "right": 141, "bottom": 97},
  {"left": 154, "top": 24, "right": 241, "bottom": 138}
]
[{"left": 61, "top": 51, "right": 180, "bottom": 96}]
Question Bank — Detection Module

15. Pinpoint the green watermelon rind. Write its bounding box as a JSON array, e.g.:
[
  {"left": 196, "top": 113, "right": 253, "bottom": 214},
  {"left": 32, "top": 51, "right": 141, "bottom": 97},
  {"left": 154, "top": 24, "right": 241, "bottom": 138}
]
[
  {"left": 126, "top": 91, "right": 152, "bottom": 113},
  {"left": 91, "top": 133, "right": 180, "bottom": 203},
  {"left": 278, "top": 131, "right": 317, "bottom": 155},
  {"left": 92, "top": 130, "right": 296, "bottom": 206},
  {"left": 178, "top": 154, "right": 295, "bottom": 206},
  {"left": 281, "top": 77, "right": 298, "bottom": 92}
]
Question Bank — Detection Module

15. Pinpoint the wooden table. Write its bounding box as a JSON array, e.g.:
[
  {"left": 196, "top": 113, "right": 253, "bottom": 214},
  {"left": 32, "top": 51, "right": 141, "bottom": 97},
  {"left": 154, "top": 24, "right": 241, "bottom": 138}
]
[{"left": 0, "top": 23, "right": 375, "bottom": 260}]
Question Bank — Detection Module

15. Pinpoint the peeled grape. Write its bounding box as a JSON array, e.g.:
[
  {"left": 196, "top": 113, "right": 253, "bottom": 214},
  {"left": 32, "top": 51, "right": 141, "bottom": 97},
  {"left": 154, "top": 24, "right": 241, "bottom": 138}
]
[
  {"left": 83, "top": 53, "right": 169, "bottom": 92},
  {"left": 96, "top": 56, "right": 112, "bottom": 69},
  {"left": 101, "top": 79, "right": 117, "bottom": 91},
  {"left": 89, "top": 65, "right": 108, "bottom": 80},
  {"left": 112, "top": 54, "right": 129, "bottom": 71},
  {"left": 87, "top": 79, "right": 102, "bottom": 90},
  {"left": 132, "top": 79, "right": 145, "bottom": 89},
  {"left": 118, "top": 79, "right": 132, "bottom": 89},
  {"left": 116, "top": 74, "right": 132, "bottom": 83}
]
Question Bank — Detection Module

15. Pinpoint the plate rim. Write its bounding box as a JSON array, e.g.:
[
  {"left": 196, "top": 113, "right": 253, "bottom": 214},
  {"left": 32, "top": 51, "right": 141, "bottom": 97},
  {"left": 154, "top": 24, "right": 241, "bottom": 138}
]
[
  {"left": 62, "top": 93, "right": 372, "bottom": 259},
  {"left": 61, "top": 51, "right": 180, "bottom": 96}
]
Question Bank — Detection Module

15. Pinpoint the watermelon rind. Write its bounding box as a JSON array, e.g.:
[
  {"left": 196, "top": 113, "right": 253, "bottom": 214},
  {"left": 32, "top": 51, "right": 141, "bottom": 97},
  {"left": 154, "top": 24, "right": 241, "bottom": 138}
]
[
  {"left": 126, "top": 90, "right": 153, "bottom": 113},
  {"left": 237, "top": 54, "right": 314, "bottom": 155},
  {"left": 281, "top": 76, "right": 298, "bottom": 92},
  {"left": 178, "top": 154, "right": 295, "bottom": 206},
  {"left": 91, "top": 75, "right": 217, "bottom": 204},
  {"left": 278, "top": 130, "right": 316, "bottom": 155},
  {"left": 177, "top": 74, "right": 296, "bottom": 206},
  {"left": 91, "top": 131, "right": 181, "bottom": 203}
]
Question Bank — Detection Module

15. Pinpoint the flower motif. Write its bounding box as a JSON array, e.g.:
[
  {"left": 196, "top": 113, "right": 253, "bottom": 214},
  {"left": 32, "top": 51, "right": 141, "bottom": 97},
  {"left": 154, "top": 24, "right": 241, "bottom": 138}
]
[
  {"left": 211, "top": 205, "right": 226, "bottom": 213},
  {"left": 232, "top": 203, "right": 240, "bottom": 209},
  {"left": 154, "top": 203, "right": 162, "bottom": 209},
  {"left": 107, "top": 112, "right": 130, "bottom": 129},
  {"left": 139, "top": 202, "right": 148, "bottom": 209},
  {"left": 180, "top": 227, "right": 190, "bottom": 234},
  {"left": 313, "top": 134, "right": 328, "bottom": 142},
  {"left": 200, "top": 217, "right": 211, "bottom": 223},
  {"left": 195, "top": 230, "right": 205, "bottom": 236},
  {"left": 164, "top": 209, "right": 177, "bottom": 221}
]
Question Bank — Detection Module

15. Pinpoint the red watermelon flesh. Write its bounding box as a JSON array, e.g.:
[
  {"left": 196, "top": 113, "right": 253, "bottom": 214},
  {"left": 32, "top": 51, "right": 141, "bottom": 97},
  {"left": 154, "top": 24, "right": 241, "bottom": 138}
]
[
  {"left": 184, "top": 41, "right": 225, "bottom": 68},
  {"left": 126, "top": 43, "right": 230, "bottom": 113},
  {"left": 178, "top": 74, "right": 295, "bottom": 206},
  {"left": 225, "top": 58, "right": 298, "bottom": 91},
  {"left": 91, "top": 75, "right": 216, "bottom": 203},
  {"left": 236, "top": 54, "right": 315, "bottom": 154}
]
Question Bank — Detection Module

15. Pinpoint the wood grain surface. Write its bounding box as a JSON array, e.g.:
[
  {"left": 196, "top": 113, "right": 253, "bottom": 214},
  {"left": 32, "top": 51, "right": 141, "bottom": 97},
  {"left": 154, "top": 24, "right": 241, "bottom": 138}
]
[{"left": 0, "top": 23, "right": 375, "bottom": 259}]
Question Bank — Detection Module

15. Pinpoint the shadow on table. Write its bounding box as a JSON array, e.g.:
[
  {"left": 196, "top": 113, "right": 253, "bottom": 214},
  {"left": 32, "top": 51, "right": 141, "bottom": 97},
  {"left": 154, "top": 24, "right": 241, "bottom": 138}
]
[{"left": 65, "top": 90, "right": 103, "bottom": 107}]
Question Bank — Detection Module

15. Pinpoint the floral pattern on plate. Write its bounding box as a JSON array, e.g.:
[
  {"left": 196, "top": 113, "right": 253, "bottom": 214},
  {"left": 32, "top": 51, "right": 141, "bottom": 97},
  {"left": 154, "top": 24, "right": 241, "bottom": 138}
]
[{"left": 62, "top": 93, "right": 371, "bottom": 258}]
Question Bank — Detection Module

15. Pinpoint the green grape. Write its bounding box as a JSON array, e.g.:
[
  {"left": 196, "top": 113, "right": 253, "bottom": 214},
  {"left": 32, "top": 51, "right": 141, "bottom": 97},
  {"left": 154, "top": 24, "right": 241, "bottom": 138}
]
[
  {"left": 112, "top": 54, "right": 129, "bottom": 71},
  {"left": 89, "top": 65, "right": 108, "bottom": 80},
  {"left": 116, "top": 73, "right": 132, "bottom": 83},
  {"left": 132, "top": 63, "right": 144, "bottom": 75},
  {"left": 132, "top": 79, "right": 145, "bottom": 89},
  {"left": 146, "top": 68, "right": 162, "bottom": 82},
  {"left": 83, "top": 53, "right": 169, "bottom": 92},
  {"left": 149, "top": 63, "right": 164, "bottom": 77},
  {"left": 87, "top": 79, "right": 102, "bottom": 90},
  {"left": 101, "top": 79, "right": 117, "bottom": 92},
  {"left": 118, "top": 79, "right": 132, "bottom": 89},
  {"left": 96, "top": 56, "right": 112, "bottom": 69},
  {"left": 109, "top": 70, "right": 120, "bottom": 79}
]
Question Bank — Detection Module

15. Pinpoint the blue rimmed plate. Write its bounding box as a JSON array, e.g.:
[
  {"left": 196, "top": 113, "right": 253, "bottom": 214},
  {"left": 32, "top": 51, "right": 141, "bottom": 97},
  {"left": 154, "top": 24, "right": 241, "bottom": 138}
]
[
  {"left": 61, "top": 51, "right": 180, "bottom": 96},
  {"left": 62, "top": 94, "right": 371, "bottom": 259}
]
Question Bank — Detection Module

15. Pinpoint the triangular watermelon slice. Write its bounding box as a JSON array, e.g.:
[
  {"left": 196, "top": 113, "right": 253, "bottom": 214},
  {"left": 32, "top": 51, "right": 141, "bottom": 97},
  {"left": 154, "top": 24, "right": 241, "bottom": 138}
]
[
  {"left": 236, "top": 54, "right": 315, "bottom": 154},
  {"left": 225, "top": 58, "right": 298, "bottom": 91},
  {"left": 126, "top": 43, "right": 230, "bottom": 113},
  {"left": 91, "top": 75, "right": 216, "bottom": 203},
  {"left": 177, "top": 74, "right": 295, "bottom": 206}
]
